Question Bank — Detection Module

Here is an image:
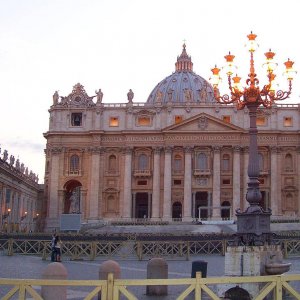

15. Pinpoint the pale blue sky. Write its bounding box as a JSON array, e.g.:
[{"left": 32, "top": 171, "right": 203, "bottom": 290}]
[{"left": 0, "top": 0, "right": 299, "bottom": 182}]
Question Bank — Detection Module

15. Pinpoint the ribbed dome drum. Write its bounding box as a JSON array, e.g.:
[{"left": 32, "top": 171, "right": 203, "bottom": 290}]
[{"left": 146, "top": 44, "right": 216, "bottom": 104}]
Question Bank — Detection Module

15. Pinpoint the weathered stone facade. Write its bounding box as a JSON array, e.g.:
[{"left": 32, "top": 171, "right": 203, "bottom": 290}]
[
  {"left": 0, "top": 150, "right": 43, "bottom": 232},
  {"left": 43, "top": 46, "right": 300, "bottom": 231}
]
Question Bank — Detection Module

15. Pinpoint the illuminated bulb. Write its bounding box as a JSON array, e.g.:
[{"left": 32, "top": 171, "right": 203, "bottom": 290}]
[
  {"left": 223, "top": 52, "right": 236, "bottom": 75},
  {"left": 210, "top": 65, "right": 221, "bottom": 87},
  {"left": 245, "top": 31, "right": 259, "bottom": 52},
  {"left": 263, "top": 49, "right": 278, "bottom": 72},
  {"left": 283, "top": 58, "right": 297, "bottom": 80},
  {"left": 232, "top": 75, "right": 243, "bottom": 92}
]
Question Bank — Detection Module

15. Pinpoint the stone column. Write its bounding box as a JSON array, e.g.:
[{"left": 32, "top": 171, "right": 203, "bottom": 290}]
[
  {"left": 242, "top": 147, "right": 249, "bottom": 211},
  {"left": 297, "top": 147, "right": 300, "bottom": 217},
  {"left": 47, "top": 148, "right": 62, "bottom": 229},
  {"left": 212, "top": 146, "right": 221, "bottom": 218},
  {"left": 98, "top": 148, "right": 105, "bottom": 218},
  {"left": 232, "top": 146, "right": 241, "bottom": 217},
  {"left": 183, "top": 146, "right": 192, "bottom": 221},
  {"left": 163, "top": 147, "right": 172, "bottom": 220},
  {"left": 89, "top": 147, "right": 101, "bottom": 220},
  {"left": 276, "top": 147, "right": 282, "bottom": 214},
  {"left": 270, "top": 147, "right": 282, "bottom": 216},
  {"left": 123, "top": 147, "right": 132, "bottom": 218},
  {"left": 81, "top": 190, "right": 87, "bottom": 220},
  {"left": 58, "top": 190, "right": 64, "bottom": 214},
  {"left": 132, "top": 192, "right": 136, "bottom": 218},
  {"left": 152, "top": 147, "right": 161, "bottom": 219}
]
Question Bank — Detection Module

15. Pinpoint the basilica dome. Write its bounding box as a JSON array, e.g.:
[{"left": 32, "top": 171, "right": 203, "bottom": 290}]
[{"left": 146, "top": 44, "right": 216, "bottom": 104}]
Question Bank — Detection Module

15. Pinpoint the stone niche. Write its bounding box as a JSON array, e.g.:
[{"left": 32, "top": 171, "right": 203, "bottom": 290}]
[{"left": 218, "top": 245, "right": 284, "bottom": 298}]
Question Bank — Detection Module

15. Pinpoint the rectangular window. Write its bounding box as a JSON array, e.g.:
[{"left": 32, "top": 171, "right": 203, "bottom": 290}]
[
  {"left": 222, "top": 179, "right": 230, "bottom": 185},
  {"left": 71, "top": 113, "right": 82, "bottom": 126},
  {"left": 173, "top": 179, "right": 182, "bottom": 185},
  {"left": 137, "top": 180, "right": 147, "bottom": 185},
  {"left": 109, "top": 117, "right": 119, "bottom": 127},
  {"left": 175, "top": 115, "right": 183, "bottom": 124},
  {"left": 284, "top": 117, "right": 293, "bottom": 127},
  {"left": 137, "top": 116, "right": 151, "bottom": 126},
  {"left": 222, "top": 115, "right": 231, "bottom": 123},
  {"left": 256, "top": 116, "right": 266, "bottom": 126}
]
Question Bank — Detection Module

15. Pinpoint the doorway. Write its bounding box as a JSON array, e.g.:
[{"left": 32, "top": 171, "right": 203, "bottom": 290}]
[
  {"left": 195, "top": 192, "right": 208, "bottom": 219},
  {"left": 135, "top": 193, "right": 149, "bottom": 218}
]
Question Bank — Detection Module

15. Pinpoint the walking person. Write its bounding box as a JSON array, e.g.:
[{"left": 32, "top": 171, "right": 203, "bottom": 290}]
[
  {"left": 50, "top": 233, "right": 57, "bottom": 262},
  {"left": 54, "top": 235, "right": 62, "bottom": 262}
]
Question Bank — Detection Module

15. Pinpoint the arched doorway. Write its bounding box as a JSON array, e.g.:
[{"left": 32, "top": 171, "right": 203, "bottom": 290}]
[
  {"left": 221, "top": 201, "right": 231, "bottom": 220},
  {"left": 135, "top": 192, "right": 149, "bottom": 218},
  {"left": 64, "top": 180, "right": 82, "bottom": 214},
  {"left": 195, "top": 192, "right": 208, "bottom": 219},
  {"left": 172, "top": 202, "right": 182, "bottom": 219}
]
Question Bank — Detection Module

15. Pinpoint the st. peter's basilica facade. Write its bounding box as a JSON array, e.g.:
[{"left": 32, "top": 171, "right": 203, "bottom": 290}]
[{"left": 44, "top": 45, "right": 300, "bottom": 231}]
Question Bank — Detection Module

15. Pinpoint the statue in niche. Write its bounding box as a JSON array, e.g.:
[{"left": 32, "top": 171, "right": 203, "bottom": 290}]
[
  {"left": 167, "top": 89, "right": 174, "bottom": 102},
  {"left": 184, "top": 88, "right": 192, "bottom": 101},
  {"left": 3, "top": 150, "right": 8, "bottom": 162},
  {"left": 9, "top": 155, "right": 15, "bottom": 166},
  {"left": 95, "top": 89, "right": 103, "bottom": 104},
  {"left": 69, "top": 190, "right": 80, "bottom": 213},
  {"left": 200, "top": 82, "right": 208, "bottom": 102},
  {"left": 155, "top": 90, "right": 163, "bottom": 103},
  {"left": 53, "top": 91, "right": 59, "bottom": 105},
  {"left": 127, "top": 89, "right": 134, "bottom": 103}
]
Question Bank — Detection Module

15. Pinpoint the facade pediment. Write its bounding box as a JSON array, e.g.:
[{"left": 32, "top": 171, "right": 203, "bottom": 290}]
[{"left": 163, "top": 113, "right": 245, "bottom": 133}]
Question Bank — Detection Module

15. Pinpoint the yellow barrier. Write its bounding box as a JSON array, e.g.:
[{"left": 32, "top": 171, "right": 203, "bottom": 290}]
[{"left": 1, "top": 273, "right": 300, "bottom": 300}]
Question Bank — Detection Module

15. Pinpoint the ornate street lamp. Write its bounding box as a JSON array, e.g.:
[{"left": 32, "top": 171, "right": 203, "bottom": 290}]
[
  {"left": 210, "top": 32, "right": 296, "bottom": 244},
  {"left": 3, "top": 208, "right": 11, "bottom": 220},
  {"left": 21, "top": 211, "right": 28, "bottom": 221}
]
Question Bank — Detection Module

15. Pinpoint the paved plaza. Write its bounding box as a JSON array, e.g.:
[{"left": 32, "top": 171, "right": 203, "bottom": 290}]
[{"left": 1, "top": 252, "right": 300, "bottom": 299}]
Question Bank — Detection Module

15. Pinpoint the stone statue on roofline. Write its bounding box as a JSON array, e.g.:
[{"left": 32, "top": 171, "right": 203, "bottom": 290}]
[
  {"left": 53, "top": 91, "right": 59, "bottom": 105},
  {"left": 127, "top": 89, "right": 134, "bottom": 103},
  {"left": 3, "top": 150, "right": 8, "bottom": 162},
  {"left": 9, "top": 155, "right": 15, "bottom": 166},
  {"left": 95, "top": 89, "right": 103, "bottom": 104}
]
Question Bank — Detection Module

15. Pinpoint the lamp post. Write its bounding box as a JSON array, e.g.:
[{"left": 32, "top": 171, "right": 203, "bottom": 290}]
[
  {"left": 3, "top": 208, "right": 11, "bottom": 220},
  {"left": 21, "top": 211, "right": 28, "bottom": 221},
  {"left": 210, "top": 32, "right": 296, "bottom": 245}
]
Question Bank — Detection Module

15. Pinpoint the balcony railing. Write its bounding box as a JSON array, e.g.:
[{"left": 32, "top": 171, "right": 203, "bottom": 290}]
[
  {"left": 193, "top": 169, "right": 211, "bottom": 177},
  {"left": 133, "top": 169, "right": 151, "bottom": 177}
]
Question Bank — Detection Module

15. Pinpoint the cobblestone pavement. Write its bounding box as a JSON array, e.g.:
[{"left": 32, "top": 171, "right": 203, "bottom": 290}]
[{"left": 1, "top": 253, "right": 300, "bottom": 299}]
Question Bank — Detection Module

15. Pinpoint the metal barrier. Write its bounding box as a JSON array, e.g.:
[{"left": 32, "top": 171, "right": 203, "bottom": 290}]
[
  {"left": 1, "top": 237, "right": 300, "bottom": 260},
  {"left": 1, "top": 272, "right": 300, "bottom": 299}
]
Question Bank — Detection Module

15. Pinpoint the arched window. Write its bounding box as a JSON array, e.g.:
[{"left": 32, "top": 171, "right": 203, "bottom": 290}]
[
  {"left": 70, "top": 155, "right": 79, "bottom": 173},
  {"left": 285, "top": 153, "right": 293, "bottom": 170},
  {"left": 138, "top": 154, "right": 148, "bottom": 170},
  {"left": 258, "top": 153, "right": 264, "bottom": 171},
  {"left": 197, "top": 153, "right": 207, "bottom": 170},
  {"left": 222, "top": 154, "right": 230, "bottom": 171},
  {"left": 174, "top": 154, "right": 183, "bottom": 171},
  {"left": 108, "top": 155, "right": 117, "bottom": 171}
]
